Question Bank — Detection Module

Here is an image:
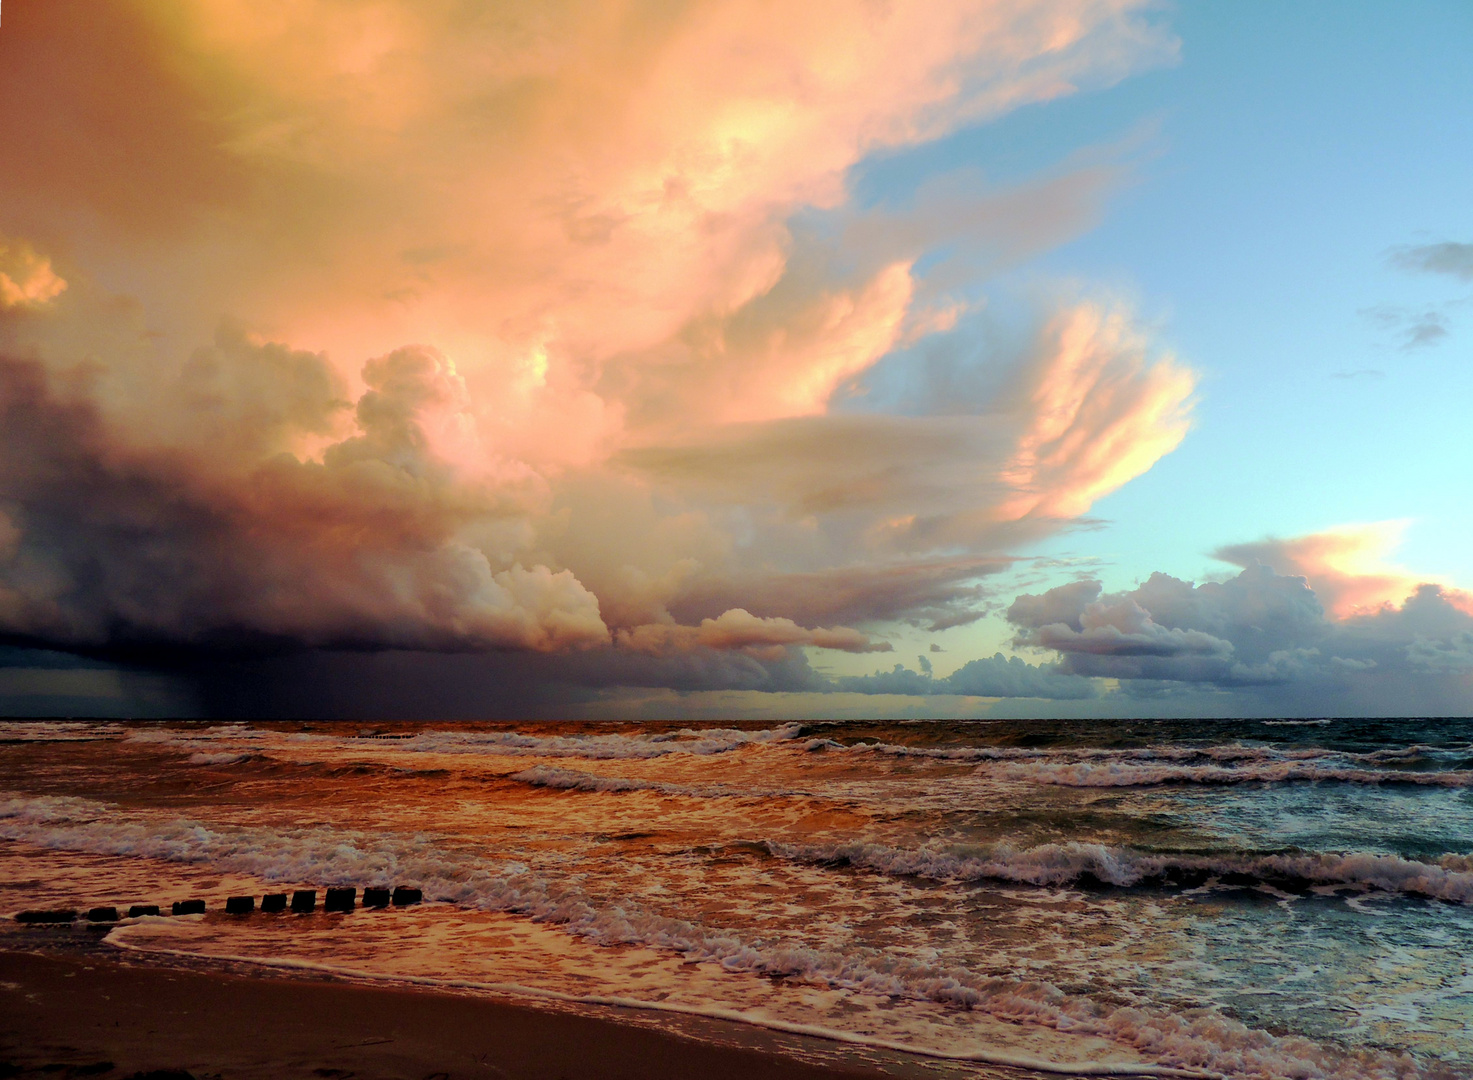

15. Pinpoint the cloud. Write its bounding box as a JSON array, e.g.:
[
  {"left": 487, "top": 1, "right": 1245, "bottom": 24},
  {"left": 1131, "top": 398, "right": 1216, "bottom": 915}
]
[
  {"left": 0, "top": 239, "right": 67, "bottom": 310},
  {"left": 616, "top": 608, "right": 888, "bottom": 659},
  {"left": 1388, "top": 241, "right": 1473, "bottom": 282},
  {"left": 836, "top": 651, "right": 1096, "bottom": 699},
  {"left": 1406, "top": 630, "right": 1473, "bottom": 672},
  {"left": 1213, "top": 522, "right": 1473, "bottom": 619},
  {"left": 0, "top": 347, "right": 608, "bottom": 653},
  {"left": 991, "top": 304, "right": 1196, "bottom": 522},
  {"left": 665, "top": 556, "right": 1013, "bottom": 632},
  {"left": 0, "top": 1, "right": 1197, "bottom": 698},
  {"left": 1403, "top": 313, "right": 1451, "bottom": 347},
  {"left": 1367, "top": 240, "right": 1473, "bottom": 350},
  {"left": 617, "top": 299, "right": 1196, "bottom": 558},
  {"left": 1028, "top": 600, "right": 1233, "bottom": 657},
  {"left": 1005, "top": 578, "right": 1102, "bottom": 631},
  {"left": 1361, "top": 303, "right": 1454, "bottom": 350},
  {"left": 1004, "top": 527, "right": 1473, "bottom": 710}
]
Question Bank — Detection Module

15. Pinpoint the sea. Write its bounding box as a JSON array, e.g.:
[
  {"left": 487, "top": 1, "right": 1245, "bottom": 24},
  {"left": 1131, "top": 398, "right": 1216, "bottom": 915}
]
[{"left": 2, "top": 718, "right": 1472, "bottom": 1079}]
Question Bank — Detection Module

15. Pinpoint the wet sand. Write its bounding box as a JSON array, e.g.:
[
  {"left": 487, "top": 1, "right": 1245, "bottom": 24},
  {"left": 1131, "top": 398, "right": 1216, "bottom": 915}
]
[{"left": 0, "top": 949, "right": 916, "bottom": 1080}]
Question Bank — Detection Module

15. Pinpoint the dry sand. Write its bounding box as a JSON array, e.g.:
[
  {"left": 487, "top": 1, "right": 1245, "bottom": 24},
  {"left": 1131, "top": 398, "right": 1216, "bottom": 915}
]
[{"left": 1, "top": 949, "right": 918, "bottom": 1080}]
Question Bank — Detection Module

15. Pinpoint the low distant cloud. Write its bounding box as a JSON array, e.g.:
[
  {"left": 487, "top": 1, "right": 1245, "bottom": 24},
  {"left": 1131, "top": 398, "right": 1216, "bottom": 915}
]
[
  {"left": 1212, "top": 522, "right": 1472, "bottom": 619},
  {"left": 1330, "top": 368, "right": 1385, "bottom": 380},
  {"left": 1406, "top": 631, "right": 1473, "bottom": 672},
  {"left": 1003, "top": 525, "right": 1473, "bottom": 712},
  {"left": 1388, "top": 241, "right": 1473, "bottom": 282},
  {"left": 835, "top": 651, "right": 1097, "bottom": 699}
]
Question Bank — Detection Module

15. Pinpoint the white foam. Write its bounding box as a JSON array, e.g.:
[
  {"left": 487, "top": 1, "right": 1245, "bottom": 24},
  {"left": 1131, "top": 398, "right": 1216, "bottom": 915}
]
[
  {"left": 819, "top": 738, "right": 1469, "bottom": 772},
  {"left": 765, "top": 838, "right": 1473, "bottom": 905},
  {"left": 186, "top": 751, "right": 254, "bottom": 766},
  {"left": 128, "top": 723, "right": 806, "bottom": 763},
  {"left": 0, "top": 791, "right": 1450, "bottom": 1080},
  {"left": 994, "top": 760, "right": 1473, "bottom": 789},
  {"left": 102, "top": 931, "right": 1215, "bottom": 1078},
  {"left": 0, "top": 720, "right": 125, "bottom": 742},
  {"left": 506, "top": 764, "right": 813, "bottom": 801}
]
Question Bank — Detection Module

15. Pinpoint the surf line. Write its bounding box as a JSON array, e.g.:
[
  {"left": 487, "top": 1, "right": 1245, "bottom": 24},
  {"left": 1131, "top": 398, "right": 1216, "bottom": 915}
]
[{"left": 104, "top": 928, "right": 1221, "bottom": 1079}]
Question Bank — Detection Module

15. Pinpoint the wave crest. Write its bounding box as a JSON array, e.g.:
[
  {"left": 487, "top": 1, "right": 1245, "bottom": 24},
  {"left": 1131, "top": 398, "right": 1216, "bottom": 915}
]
[
  {"left": 993, "top": 760, "right": 1473, "bottom": 788},
  {"left": 765, "top": 838, "right": 1473, "bottom": 904},
  {"left": 0, "top": 792, "right": 1453, "bottom": 1080}
]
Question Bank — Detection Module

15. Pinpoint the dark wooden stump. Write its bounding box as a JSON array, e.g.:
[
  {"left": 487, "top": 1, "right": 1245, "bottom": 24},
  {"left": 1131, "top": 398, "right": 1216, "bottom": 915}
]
[
  {"left": 15, "top": 909, "right": 76, "bottom": 923},
  {"left": 224, "top": 896, "right": 255, "bottom": 915},
  {"left": 323, "top": 887, "right": 356, "bottom": 913},
  {"left": 260, "top": 893, "right": 288, "bottom": 913},
  {"left": 391, "top": 886, "right": 423, "bottom": 906},
  {"left": 127, "top": 905, "right": 161, "bottom": 918},
  {"left": 171, "top": 900, "right": 206, "bottom": 916},
  {"left": 290, "top": 889, "right": 317, "bottom": 913},
  {"left": 362, "top": 888, "right": 391, "bottom": 908}
]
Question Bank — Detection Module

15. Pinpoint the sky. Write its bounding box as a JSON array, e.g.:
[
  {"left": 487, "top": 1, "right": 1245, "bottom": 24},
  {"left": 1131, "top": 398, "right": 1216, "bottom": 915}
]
[{"left": 0, "top": 0, "right": 1469, "bottom": 720}]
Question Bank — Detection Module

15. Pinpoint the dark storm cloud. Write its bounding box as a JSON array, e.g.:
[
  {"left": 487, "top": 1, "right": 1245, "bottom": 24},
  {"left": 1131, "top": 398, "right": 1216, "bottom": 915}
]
[
  {"left": 0, "top": 349, "right": 607, "bottom": 654},
  {"left": 174, "top": 641, "right": 833, "bottom": 720}
]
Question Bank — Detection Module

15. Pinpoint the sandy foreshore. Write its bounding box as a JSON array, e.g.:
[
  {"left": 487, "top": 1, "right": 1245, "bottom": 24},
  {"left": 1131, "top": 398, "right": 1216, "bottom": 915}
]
[{"left": 0, "top": 948, "right": 925, "bottom": 1080}]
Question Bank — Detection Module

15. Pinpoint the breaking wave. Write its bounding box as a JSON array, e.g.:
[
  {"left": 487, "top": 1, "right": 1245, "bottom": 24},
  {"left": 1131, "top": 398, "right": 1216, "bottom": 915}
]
[
  {"left": 764, "top": 838, "right": 1473, "bottom": 904},
  {"left": 129, "top": 723, "right": 806, "bottom": 763},
  {"left": 506, "top": 764, "right": 804, "bottom": 800},
  {"left": 992, "top": 760, "right": 1473, "bottom": 788},
  {"left": 0, "top": 721, "right": 125, "bottom": 742},
  {"left": 187, "top": 751, "right": 257, "bottom": 766},
  {"left": 810, "top": 737, "right": 1469, "bottom": 769},
  {"left": 0, "top": 792, "right": 1445, "bottom": 1080}
]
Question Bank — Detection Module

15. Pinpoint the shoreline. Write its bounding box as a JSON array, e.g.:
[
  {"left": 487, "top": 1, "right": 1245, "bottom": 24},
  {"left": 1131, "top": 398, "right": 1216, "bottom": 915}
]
[
  {"left": 2, "top": 947, "right": 946, "bottom": 1080},
  {"left": 100, "top": 927, "right": 1196, "bottom": 1079}
]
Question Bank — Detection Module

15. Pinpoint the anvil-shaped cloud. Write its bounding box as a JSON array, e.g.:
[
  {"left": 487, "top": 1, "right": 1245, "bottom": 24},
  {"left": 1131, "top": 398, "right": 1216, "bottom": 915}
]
[{"left": 0, "top": 0, "right": 1193, "bottom": 691}]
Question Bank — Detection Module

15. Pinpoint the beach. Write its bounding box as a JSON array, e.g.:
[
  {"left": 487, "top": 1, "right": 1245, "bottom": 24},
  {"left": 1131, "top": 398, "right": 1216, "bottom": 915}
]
[{"left": 1, "top": 947, "right": 927, "bottom": 1080}]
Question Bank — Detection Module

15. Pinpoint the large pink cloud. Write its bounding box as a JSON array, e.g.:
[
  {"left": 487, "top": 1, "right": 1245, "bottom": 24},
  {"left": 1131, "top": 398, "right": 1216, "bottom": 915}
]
[
  {"left": 1215, "top": 523, "right": 1473, "bottom": 620},
  {"left": 0, "top": 0, "right": 1192, "bottom": 666}
]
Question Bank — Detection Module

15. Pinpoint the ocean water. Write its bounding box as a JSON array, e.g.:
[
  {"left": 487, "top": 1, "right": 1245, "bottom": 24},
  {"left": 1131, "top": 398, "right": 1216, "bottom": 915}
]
[{"left": 2, "top": 718, "right": 1472, "bottom": 1079}]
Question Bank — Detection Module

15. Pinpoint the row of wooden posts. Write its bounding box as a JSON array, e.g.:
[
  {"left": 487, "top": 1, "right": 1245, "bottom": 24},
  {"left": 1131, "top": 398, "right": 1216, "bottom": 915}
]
[{"left": 15, "top": 886, "right": 424, "bottom": 924}]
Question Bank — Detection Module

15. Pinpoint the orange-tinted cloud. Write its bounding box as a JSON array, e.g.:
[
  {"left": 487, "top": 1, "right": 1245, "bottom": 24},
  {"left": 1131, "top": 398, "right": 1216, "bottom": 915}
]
[
  {"left": 0, "top": 0, "right": 1191, "bottom": 664},
  {"left": 994, "top": 303, "right": 1195, "bottom": 522},
  {"left": 0, "top": 239, "right": 67, "bottom": 311},
  {"left": 616, "top": 608, "right": 887, "bottom": 659},
  {"left": 1215, "top": 524, "right": 1473, "bottom": 620}
]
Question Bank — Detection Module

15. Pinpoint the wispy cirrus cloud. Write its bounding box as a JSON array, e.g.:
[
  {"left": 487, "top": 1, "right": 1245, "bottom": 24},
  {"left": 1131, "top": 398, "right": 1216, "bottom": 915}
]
[
  {"left": 1388, "top": 241, "right": 1473, "bottom": 282},
  {"left": 1365, "top": 238, "right": 1473, "bottom": 350}
]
